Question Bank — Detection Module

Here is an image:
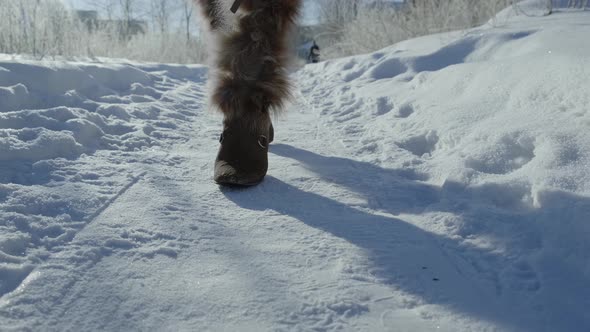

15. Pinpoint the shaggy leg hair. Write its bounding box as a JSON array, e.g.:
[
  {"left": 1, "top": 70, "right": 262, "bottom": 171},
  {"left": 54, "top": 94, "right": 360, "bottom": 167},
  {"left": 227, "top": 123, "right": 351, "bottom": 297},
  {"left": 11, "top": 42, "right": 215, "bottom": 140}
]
[{"left": 196, "top": 0, "right": 301, "bottom": 131}]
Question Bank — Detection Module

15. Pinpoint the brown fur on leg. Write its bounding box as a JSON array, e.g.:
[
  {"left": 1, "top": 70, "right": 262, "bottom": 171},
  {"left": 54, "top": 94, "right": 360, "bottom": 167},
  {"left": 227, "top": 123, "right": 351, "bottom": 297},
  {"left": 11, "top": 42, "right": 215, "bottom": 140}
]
[
  {"left": 197, "top": 0, "right": 302, "bottom": 126},
  {"left": 196, "top": 0, "right": 225, "bottom": 31}
]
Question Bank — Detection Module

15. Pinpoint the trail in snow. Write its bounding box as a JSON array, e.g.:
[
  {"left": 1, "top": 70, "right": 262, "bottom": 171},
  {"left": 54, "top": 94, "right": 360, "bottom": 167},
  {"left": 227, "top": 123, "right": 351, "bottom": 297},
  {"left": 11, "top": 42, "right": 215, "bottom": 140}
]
[
  {"left": 1, "top": 7, "right": 590, "bottom": 332},
  {"left": 0, "top": 107, "right": 509, "bottom": 331}
]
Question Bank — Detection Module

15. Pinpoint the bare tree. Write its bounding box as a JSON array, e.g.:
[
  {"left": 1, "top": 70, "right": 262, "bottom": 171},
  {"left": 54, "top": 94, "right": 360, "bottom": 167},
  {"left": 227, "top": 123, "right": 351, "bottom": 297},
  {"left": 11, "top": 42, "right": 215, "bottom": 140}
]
[
  {"left": 150, "top": 0, "right": 170, "bottom": 33},
  {"left": 85, "top": 0, "right": 117, "bottom": 20},
  {"left": 119, "top": 0, "right": 137, "bottom": 38},
  {"left": 317, "top": 0, "right": 514, "bottom": 59},
  {"left": 0, "top": 0, "right": 209, "bottom": 64},
  {"left": 318, "top": 0, "right": 359, "bottom": 33},
  {"left": 568, "top": 0, "right": 589, "bottom": 8},
  {"left": 181, "top": 0, "right": 194, "bottom": 43}
]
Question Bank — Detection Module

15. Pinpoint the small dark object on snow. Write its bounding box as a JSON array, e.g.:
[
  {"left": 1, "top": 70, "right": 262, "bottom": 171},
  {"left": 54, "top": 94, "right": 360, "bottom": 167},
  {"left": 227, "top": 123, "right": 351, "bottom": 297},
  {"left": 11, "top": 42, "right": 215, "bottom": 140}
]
[{"left": 308, "top": 40, "right": 320, "bottom": 64}]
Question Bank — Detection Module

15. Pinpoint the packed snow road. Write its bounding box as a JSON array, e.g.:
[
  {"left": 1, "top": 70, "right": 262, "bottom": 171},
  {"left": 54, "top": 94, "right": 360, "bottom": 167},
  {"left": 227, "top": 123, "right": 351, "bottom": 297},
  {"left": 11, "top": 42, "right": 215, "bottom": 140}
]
[
  {"left": 0, "top": 109, "right": 493, "bottom": 331},
  {"left": 0, "top": 96, "right": 509, "bottom": 331},
  {"left": 1, "top": 6, "right": 590, "bottom": 332}
]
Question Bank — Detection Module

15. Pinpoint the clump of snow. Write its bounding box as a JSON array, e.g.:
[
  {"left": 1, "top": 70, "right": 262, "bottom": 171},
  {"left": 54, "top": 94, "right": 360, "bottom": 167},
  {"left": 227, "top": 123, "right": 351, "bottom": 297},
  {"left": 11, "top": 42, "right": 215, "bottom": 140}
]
[{"left": 0, "top": 128, "right": 84, "bottom": 161}]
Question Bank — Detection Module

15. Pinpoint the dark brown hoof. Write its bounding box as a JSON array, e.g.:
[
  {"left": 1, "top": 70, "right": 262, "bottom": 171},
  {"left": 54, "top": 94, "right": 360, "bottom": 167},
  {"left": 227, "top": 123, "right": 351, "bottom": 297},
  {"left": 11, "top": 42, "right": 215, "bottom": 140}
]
[{"left": 214, "top": 116, "right": 272, "bottom": 187}]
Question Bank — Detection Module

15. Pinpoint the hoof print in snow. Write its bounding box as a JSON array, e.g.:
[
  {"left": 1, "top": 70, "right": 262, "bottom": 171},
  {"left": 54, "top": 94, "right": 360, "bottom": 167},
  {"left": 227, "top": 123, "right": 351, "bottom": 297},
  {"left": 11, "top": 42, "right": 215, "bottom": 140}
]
[
  {"left": 374, "top": 97, "right": 395, "bottom": 116},
  {"left": 395, "top": 103, "right": 415, "bottom": 118},
  {"left": 396, "top": 131, "right": 439, "bottom": 157},
  {"left": 370, "top": 57, "right": 408, "bottom": 80},
  {"left": 465, "top": 134, "right": 535, "bottom": 175}
]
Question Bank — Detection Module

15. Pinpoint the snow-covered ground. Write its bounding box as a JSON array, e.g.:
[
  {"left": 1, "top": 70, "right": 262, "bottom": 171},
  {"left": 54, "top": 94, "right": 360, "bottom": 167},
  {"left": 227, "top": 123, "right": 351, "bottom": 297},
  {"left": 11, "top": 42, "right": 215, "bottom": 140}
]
[{"left": 1, "top": 6, "right": 589, "bottom": 332}]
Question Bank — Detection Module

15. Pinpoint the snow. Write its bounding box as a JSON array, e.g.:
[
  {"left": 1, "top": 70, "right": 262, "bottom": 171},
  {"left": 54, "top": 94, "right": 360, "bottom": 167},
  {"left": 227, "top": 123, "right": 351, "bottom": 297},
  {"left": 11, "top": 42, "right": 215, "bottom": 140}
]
[{"left": 1, "top": 8, "right": 590, "bottom": 332}]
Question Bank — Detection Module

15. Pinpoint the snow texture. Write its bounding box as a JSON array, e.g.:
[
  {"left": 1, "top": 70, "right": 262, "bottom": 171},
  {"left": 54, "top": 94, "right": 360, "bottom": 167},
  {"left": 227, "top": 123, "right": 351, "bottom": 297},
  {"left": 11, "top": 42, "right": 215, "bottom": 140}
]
[{"left": 1, "top": 8, "right": 589, "bottom": 332}]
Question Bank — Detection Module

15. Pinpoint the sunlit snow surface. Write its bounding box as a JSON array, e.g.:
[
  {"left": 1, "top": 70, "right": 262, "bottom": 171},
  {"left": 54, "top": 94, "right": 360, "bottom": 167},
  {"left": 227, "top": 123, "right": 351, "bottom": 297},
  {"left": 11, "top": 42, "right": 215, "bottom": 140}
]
[{"left": 1, "top": 7, "right": 589, "bottom": 332}]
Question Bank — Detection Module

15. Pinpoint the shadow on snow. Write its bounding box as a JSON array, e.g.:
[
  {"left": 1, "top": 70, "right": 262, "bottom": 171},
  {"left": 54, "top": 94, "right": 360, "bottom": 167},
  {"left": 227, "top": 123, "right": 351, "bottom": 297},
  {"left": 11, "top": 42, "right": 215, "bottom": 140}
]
[{"left": 223, "top": 143, "right": 590, "bottom": 332}]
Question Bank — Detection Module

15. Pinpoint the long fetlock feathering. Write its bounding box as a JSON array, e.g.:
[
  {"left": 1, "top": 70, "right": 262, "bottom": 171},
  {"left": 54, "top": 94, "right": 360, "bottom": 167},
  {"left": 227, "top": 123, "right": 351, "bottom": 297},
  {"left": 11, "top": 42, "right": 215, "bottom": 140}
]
[{"left": 196, "top": 0, "right": 301, "bottom": 121}]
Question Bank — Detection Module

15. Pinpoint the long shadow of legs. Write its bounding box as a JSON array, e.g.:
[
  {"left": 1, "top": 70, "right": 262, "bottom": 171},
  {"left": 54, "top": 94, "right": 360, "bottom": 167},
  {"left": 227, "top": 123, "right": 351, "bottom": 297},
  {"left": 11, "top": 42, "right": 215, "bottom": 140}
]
[
  {"left": 266, "top": 144, "right": 590, "bottom": 331},
  {"left": 271, "top": 143, "right": 440, "bottom": 215},
  {"left": 223, "top": 176, "right": 536, "bottom": 332}
]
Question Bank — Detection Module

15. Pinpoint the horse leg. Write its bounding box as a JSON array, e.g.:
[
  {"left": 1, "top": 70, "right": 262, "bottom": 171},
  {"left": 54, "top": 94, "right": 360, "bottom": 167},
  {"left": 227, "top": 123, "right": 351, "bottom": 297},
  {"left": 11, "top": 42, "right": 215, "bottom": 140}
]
[{"left": 196, "top": 0, "right": 301, "bottom": 186}]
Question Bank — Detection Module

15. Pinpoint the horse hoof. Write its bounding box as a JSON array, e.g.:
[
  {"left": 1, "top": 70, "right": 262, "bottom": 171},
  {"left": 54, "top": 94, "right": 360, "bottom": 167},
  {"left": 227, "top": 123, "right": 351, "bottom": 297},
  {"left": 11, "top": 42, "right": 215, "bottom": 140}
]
[{"left": 214, "top": 115, "right": 272, "bottom": 186}]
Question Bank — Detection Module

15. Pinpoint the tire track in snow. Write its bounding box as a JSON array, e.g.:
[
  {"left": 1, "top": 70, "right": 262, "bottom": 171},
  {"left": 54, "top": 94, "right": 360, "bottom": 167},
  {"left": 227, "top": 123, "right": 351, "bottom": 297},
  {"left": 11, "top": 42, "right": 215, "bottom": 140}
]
[
  {"left": 84, "top": 171, "right": 147, "bottom": 224},
  {"left": 0, "top": 171, "right": 147, "bottom": 302}
]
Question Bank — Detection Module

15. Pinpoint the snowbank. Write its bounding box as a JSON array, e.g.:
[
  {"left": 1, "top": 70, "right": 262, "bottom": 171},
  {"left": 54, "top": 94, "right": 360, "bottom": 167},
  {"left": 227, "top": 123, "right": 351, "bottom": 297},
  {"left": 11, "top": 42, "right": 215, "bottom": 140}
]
[
  {"left": 0, "top": 59, "right": 207, "bottom": 298},
  {"left": 295, "top": 9, "right": 590, "bottom": 331}
]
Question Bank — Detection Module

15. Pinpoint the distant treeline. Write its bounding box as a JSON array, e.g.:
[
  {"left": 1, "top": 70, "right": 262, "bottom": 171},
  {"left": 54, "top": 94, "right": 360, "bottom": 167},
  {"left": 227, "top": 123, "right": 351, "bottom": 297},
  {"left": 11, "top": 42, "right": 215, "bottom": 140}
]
[
  {"left": 0, "top": 0, "right": 206, "bottom": 63},
  {"left": 0, "top": 0, "right": 584, "bottom": 63}
]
